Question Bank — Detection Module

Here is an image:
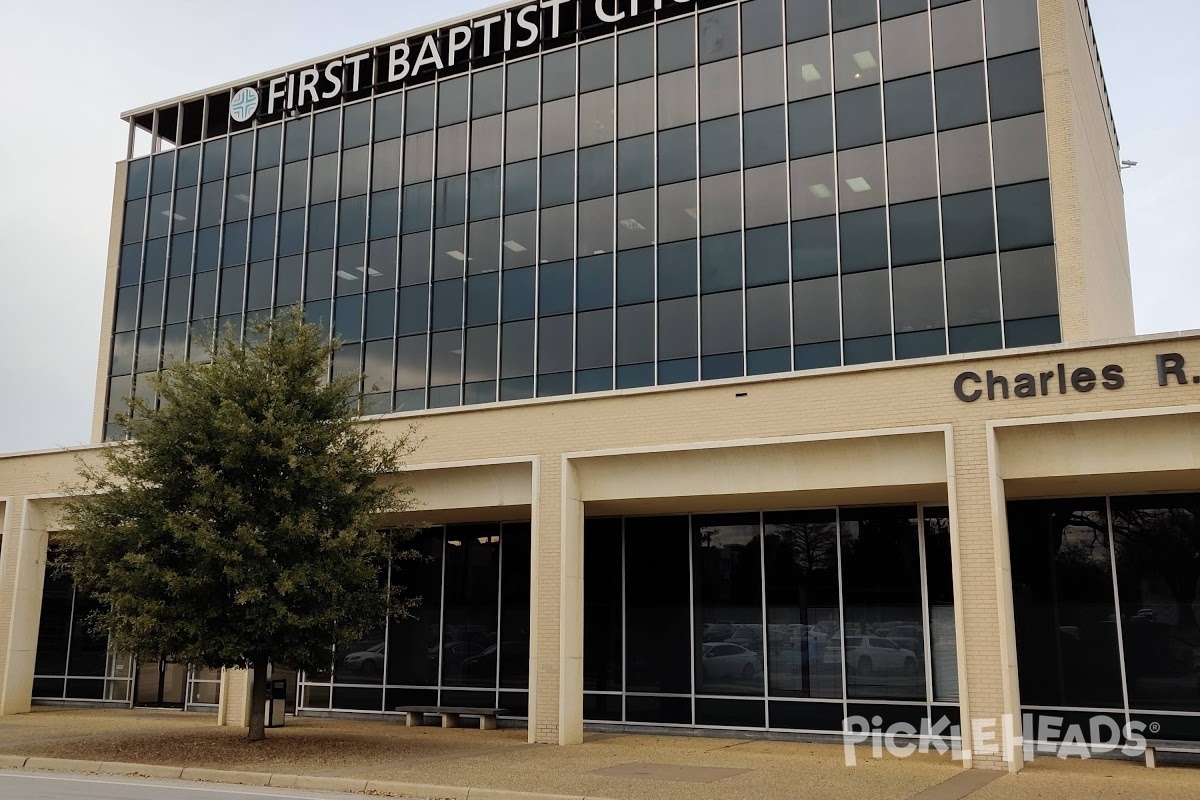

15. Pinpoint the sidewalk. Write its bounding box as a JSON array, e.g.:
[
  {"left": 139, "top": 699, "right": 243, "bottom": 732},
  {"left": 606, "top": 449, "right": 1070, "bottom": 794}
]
[{"left": 1, "top": 708, "right": 1198, "bottom": 799}]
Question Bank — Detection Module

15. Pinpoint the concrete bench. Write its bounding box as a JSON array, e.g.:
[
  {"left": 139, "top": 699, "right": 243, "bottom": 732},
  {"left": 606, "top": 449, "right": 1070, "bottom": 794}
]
[
  {"left": 395, "top": 705, "right": 508, "bottom": 730},
  {"left": 1139, "top": 739, "right": 1200, "bottom": 768}
]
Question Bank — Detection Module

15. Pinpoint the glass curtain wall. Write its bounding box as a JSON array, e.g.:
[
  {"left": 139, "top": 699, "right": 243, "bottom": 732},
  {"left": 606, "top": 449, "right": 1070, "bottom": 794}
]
[
  {"left": 106, "top": 0, "right": 1057, "bottom": 440},
  {"left": 297, "top": 522, "right": 531, "bottom": 716},
  {"left": 1009, "top": 494, "right": 1200, "bottom": 742},
  {"left": 32, "top": 565, "right": 134, "bottom": 704},
  {"left": 583, "top": 505, "right": 959, "bottom": 732}
]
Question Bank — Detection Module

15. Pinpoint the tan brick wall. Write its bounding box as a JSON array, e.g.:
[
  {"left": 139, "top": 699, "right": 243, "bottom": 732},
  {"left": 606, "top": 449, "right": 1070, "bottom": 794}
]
[
  {"left": 1041, "top": 0, "right": 1134, "bottom": 341},
  {"left": 7, "top": 333, "right": 1200, "bottom": 764}
]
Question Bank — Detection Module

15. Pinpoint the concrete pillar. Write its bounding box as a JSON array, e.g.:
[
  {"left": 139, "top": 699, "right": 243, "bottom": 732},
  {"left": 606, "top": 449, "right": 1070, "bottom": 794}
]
[
  {"left": 529, "top": 457, "right": 563, "bottom": 745},
  {"left": 558, "top": 460, "right": 584, "bottom": 745},
  {"left": 0, "top": 499, "right": 50, "bottom": 715},
  {"left": 216, "top": 667, "right": 252, "bottom": 727}
]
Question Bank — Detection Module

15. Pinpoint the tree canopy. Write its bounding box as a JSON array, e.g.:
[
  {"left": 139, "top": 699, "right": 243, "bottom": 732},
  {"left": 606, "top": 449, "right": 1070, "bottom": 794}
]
[{"left": 58, "top": 310, "right": 421, "bottom": 739}]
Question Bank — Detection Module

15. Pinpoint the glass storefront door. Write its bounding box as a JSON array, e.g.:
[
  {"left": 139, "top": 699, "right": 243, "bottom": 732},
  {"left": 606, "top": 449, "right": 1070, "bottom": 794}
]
[{"left": 135, "top": 658, "right": 188, "bottom": 708}]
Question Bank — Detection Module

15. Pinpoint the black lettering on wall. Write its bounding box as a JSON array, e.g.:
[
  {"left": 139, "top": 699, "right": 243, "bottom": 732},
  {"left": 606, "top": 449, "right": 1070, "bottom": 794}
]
[
  {"left": 955, "top": 372, "right": 983, "bottom": 402},
  {"left": 1158, "top": 353, "right": 1188, "bottom": 386},
  {"left": 1101, "top": 365, "right": 1124, "bottom": 390},
  {"left": 987, "top": 371, "right": 1009, "bottom": 400},
  {"left": 1014, "top": 374, "right": 1037, "bottom": 398},
  {"left": 1071, "top": 367, "right": 1096, "bottom": 393}
]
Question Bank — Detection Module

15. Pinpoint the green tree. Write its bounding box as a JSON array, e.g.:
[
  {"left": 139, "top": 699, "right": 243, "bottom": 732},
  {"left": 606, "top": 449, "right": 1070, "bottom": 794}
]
[{"left": 58, "top": 310, "right": 420, "bottom": 740}]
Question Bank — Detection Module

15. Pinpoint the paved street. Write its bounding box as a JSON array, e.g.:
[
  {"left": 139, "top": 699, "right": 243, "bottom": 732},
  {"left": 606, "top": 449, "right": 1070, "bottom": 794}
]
[{"left": 0, "top": 771, "right": 360, "bottom": 800}]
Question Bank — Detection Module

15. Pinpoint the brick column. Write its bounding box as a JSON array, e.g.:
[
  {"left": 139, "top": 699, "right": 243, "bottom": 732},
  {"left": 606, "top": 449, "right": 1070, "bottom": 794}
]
[{"left": 0, "top": 499, "right": 50, "bottom": 715}]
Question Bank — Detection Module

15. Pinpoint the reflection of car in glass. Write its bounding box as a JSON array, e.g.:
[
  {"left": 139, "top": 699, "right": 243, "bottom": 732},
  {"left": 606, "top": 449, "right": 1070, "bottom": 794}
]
[
  {"left": 701, "top": 642, "right": 760, "bottom": 680},
  {"left": 825, "top": 636, "right": 918, "bottom": 676},
  {"left": 341, "top": 642, "right": 385, "bottom": 675}
]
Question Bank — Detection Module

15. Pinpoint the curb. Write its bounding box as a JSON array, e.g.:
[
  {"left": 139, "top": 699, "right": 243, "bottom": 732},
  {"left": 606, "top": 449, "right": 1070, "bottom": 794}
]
[{"left": 0, "top": 755, "right": 617, "bottom": 800}]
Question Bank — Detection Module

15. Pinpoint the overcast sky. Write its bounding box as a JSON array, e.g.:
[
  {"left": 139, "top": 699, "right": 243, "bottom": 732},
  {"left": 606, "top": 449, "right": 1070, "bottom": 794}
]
[{"left": 0, "top": 0, "right": 1196, "bottom": 454}]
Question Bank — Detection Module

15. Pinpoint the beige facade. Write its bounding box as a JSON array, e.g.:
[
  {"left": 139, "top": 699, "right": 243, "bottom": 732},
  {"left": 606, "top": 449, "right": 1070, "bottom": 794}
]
[
  {"left": 0, "top": 0, "right": 1159, "bottom": 777},
  {"left": 8, "top": 332, "right": 1200, "bottom": 770}
]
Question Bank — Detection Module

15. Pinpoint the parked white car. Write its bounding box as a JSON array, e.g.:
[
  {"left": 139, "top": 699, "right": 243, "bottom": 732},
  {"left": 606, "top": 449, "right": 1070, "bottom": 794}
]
[
  {"left": 701, "top": 642, "right": 760, "bottom": 680},
  {"left": 824, "top": 636, "right": 918, "bottom": 676}
]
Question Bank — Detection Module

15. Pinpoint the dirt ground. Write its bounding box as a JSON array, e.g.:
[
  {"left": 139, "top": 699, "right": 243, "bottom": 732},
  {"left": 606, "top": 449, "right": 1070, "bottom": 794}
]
[{"left": 1, "top": 708, "right": 1199, "bottom": 799}]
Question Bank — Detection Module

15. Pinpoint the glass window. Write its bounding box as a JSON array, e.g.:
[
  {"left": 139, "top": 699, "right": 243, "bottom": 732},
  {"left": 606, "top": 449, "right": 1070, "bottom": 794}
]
[
  {"left": 992, "top": 113, "right": 1049, "bottom": 186},
  {"left": 893, "top": 261, "right": 946, "bottom": 334},
  {"left": 881, "top": 12, "right": 931, "bottom": 81},
  {"left": 789, "top": 96, "right": 833, "bottom": 158},
  {"left": 618, "top": 79, "right": 655, "bottom": 139},
  {"left": 1000, "top": 246, "right": 1058, "bottom": 321},
  {"left": 504, "top": 161, "right": 537, "bottom": 214},
  {"left": 881, "top": 0, "right": 927, "bottom": 19},
  {"left": 745, "top": 164, "right": 789, "bottom": 229},
  {"left": 840, "top": 507, "right": 926, "bottom": 700},
  {"left": 437, "top": 124, "right": 468, "bottom": 178},
  {"left": 700, "top": 117, "right": 741, "bottom": 177},
  {"left": 506, "top": 59, "right": 539, "bottom": 111},
  {"left": 788, "top": 38, "right": 832, "bottom": 104},
  {"left": 941, "top": 189, "right": 995, "bottom": 259},
  {"left": 939, "top": 124, "right": 993, "bottom": 195},
  {"left": 701, "top": 172, "right": 742, "bottom": 236},
  {"left": 764, "top": 510, "right": 842, "bottom": 698},
  {"left": 793, "top": 276, "right": 840, "bottom": 344},
  {"left": 699, "top": 59, "right": 740, "bottom": 122},
  {"left": 792, "top": 216, "right": 837, "bottom": 279},
  {"left": 945, "top": 253, "right": 1001, "bottom": 327},
  {"left": 790, "top": 154, "right": 837, "bottom": 220},
  {"left": 745, "top": 107, "right": 787, "bottom": 169},
  {"left": 936, "top": 63, "right": 988, "bottom": 130},
  {"left": 228, "top": 133, "right": 253, "bottom": 175},
  {"left": 577, "top": 308, "right": 613, "bottom": 370},
  {"left": 659, "top": 240, "right": 698, "bottom": 299},
  {"left": 575, "top": 198, "right": 615, "bottom": 265},
  {"left": 616, "top": 303, "right": 654, "bottom": 366},
  {"left": 541, "top": 153, "right": 575, "bottom": 208},
  {"left": 500, "top": 212, "right": 534, "bottom": 269},
  {"left": 744, "top": 48, "right": 787, "bottom": 112},
  {"left": 841, "top": 268, "right": 891, "bottom": 340},
  {"left": 787, "top": 0, "right": 830, "bottom": 43},
  {"left": 469, "top": 168, "right": 501, "bottom": 222},
  {"left": 887, "top": 134, "right": 938, "bottom": 203},
  {"left": 989, "top": 50, "right": 1045, "bottom": 120},
  {"left": 660, "top": 181, "right": 698, "bottom": 243},
  {"left": 580, "top": 253, "right": 615, "bottom": 310},
  {"left": 395, "top": 334, "right": 427, "bottom": 391},
  {"left": 456, "top": 129, "right": 494, "bottom": 179},
  {"left": 374, "top": 93, "right": 404, "bottom": 141},
  {"left": 659, "top": 17, "right": 695, "bottom": 73},
  {"left": 618, "top": 135, "right": 654, "bottom": 193},
  {"left": 658, "top": 297, "right": 697, "bottom": 361},
  {"left": 579, "top": 143, "right": 615, "bottom": 201},
  {"left": 581, "top": 38, "right": 615, "bottom": 93},
  {"left": 832, "top": 0, "right": 877, "bottom": 32},
  {"left": 342, "top": 102, "right": 371, "bottom": 149},
  {"left": 701, "top": 233, "right": 742, "bottom": 294},
  {"left": 1008, "top": 500, "right": 1123, "bottom": 709},
  {"left": 625, "top": 517, "right": 692, "bottom": 696},
  {"left": 617, "top": 190, "right": 655, "bottom": 251},
  {"left": 746, "top": 283, "right": 791, "bottom": 349},
  {"left": 932, "top": 0, "right": 984, "bottom": 70},
  {"left": 701, "top": 290, "right": 743, "bottom": 355},
  {"left": 311, "top": 111, "right": 341, "bottom": 156},
  {"left": 201, "top": 139, "right": 227, "bottom": 183},
  {"left": 833, "top": 24, "right": 881, "bottom": 90},
  {"left": 540, "top": 207, "right": 575, "bottom": 264},
  {"left": 996, "top": 181, "right": 1053, "bottom": 251},
  {"left": 840, "top": 207, "right": 888, "bottom": 272},
  {"left": 658, "top": 127, "right": 698, "bottom": 190},
  {"left": 885, "top": 74, "right": 934, "bottom": 140},
  {"left": 619, "top": 248, "right": 657, "bottom": 304},
  {"left": 538, "top": 314, "right": 573, "bottom": 376},
  {"left": 659, "top": 68, "right": 697, "bottom": 129},
  {"left": 985, "top": 0, "right": 1040, "bottom": 57},
  {"left": 743, "top": 0, "right": 784, "bottom": 52},
  {"left": 891, "top": 199, "right": 942, "bottom": 267},
  {"left": 837, "top": 85, "right": 883, "bottom": 150},
  {"left": 619, "top": 28, "right": 654, "bottom": 83},
  {"left": 693, "top": 515, "right": 764, "bottom": 698},
  {"left": 699, "top": 7, "right": 739, "bottom": 64},
  {"left": 580, "top": 88, "right": 616, "bottom": 147},
  {"left": 472, "top": 68, "right": 503, "bottom": 119},
  {"left": 499, "top": 318, "right": 534, "bottom": 379},
  {"left": 341, "top": 147, "right": 369, "bottom": 197},
  {"left": 505, "top": 106, "right": 539, "bottom": 164},
  {"left": 542, "top": 97, "right": 576, "bottom": 156},
  {"left": 838, "top": 145, "right": 886, "bottom": 212}
]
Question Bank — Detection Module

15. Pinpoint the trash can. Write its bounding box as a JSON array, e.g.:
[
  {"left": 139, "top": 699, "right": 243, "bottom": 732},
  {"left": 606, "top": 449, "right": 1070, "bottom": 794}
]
[{"left": 266, "top": 679, "right": 287, "bottom": 728}]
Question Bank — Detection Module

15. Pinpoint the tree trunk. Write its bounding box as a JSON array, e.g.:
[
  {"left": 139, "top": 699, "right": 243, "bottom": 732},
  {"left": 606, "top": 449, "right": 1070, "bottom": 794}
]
[{"left": 247, "top": 659, "right": 268, "bottom": 742}]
